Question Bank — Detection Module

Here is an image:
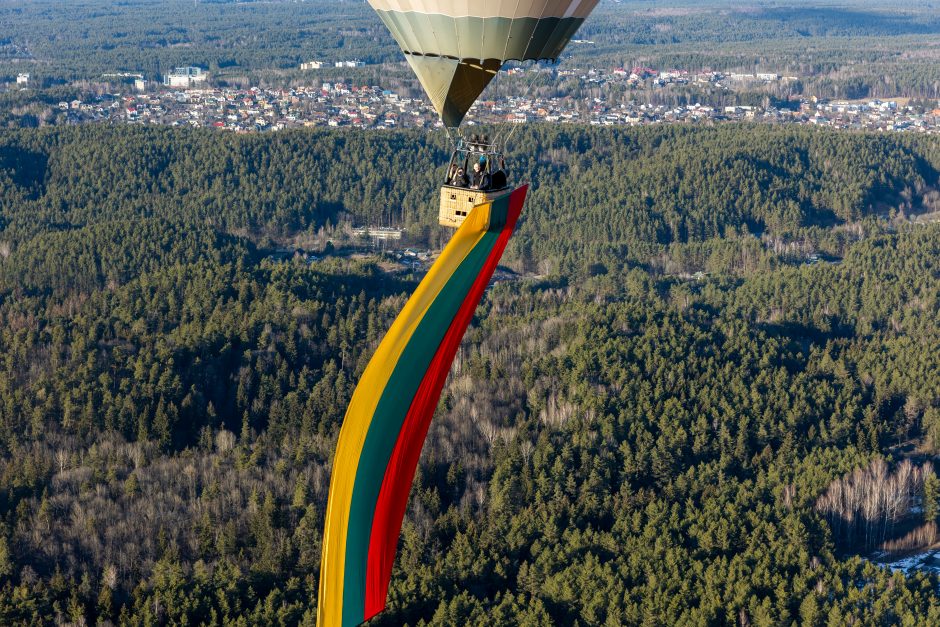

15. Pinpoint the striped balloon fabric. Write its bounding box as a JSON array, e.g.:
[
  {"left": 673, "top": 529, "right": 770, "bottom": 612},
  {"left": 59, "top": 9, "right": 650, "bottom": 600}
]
[
  {"left": 318, "top": 186, "right": 528, "bottom": 627},
  {"left": 367, "top": 0, "right": 599, "bottom": 127}
]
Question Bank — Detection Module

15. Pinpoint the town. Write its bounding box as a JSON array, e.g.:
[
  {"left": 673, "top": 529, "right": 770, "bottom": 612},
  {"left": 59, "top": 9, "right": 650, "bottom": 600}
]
[{"left": 7, "top": 65, "right": 940, "bottom": 134}]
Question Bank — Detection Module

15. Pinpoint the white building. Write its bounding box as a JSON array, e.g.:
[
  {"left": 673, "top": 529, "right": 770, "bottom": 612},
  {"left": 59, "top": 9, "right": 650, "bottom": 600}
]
[
  {"left": 334, "top": 60, "right": 366, "bottom": 68},
  {"left": 163, "top": 67, "right": 207, "bottom": 88},
  {"left": 16, "top": 73, "right": 29, "bottom": 85},
  {"left": 301, "top": 61, "right": 324, "bottom": 70},
  {"left": 134, "top": 79, "right": 147, "bottom": 92}
]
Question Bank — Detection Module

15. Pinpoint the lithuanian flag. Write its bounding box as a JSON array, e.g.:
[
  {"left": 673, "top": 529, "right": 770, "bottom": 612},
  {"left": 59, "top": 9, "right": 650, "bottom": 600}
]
[{"left": 318, "top": 185, "right": 528, "bottom": 626}]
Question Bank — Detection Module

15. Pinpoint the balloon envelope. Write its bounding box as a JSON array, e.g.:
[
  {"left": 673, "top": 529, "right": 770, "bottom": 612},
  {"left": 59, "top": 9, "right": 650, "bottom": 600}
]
[{"left": 368, "top": 0, "right": 600, "bottom": 127}]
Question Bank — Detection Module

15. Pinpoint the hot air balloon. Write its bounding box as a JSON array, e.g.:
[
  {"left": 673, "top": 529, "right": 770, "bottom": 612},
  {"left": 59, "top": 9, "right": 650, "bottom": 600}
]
[
  {"left": 318, "top": 5, "right": 597, "bottom": 625},
  {"left": 367, "top": 0, "right": 599, "bottom": 230},
  {"left": 368, "top": 0, "right": 601, "bottom": 129},
  {"left": 318, "top": 186, "right": 529, "bottom": 627}
]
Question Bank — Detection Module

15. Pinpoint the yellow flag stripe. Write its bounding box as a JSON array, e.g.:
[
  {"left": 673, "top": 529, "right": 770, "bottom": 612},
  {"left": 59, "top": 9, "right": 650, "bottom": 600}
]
[{"left": 317, "top": 203, "right": 493, "bottom": 626}]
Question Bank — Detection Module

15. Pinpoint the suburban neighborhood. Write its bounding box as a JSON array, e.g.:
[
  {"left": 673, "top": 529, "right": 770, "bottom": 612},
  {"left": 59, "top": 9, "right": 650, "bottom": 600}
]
[{"left": 6, "top": 64, "right": 940, "bottom": 134}]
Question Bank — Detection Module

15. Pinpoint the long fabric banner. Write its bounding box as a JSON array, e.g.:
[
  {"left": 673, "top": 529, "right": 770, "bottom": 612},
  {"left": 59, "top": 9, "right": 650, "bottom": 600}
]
[{"left": 318, "top": 185, "right": 528, "bottom": 627}]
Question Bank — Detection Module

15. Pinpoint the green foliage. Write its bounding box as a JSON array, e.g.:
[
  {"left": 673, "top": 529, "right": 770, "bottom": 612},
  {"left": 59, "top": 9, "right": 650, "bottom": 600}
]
[
  {"left": 0, "top": 0, "right": 400, "bottom": 83},
  {"left": 925, "top": 474, "right": 939, "bottom": 523},
  {"left": 0, "top": 123, "right": 938, "bottom": 623}
]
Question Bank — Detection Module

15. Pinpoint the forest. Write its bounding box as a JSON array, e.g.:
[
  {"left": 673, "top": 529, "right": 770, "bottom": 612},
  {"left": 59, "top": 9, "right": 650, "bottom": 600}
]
[{"left": 0, "top": 123, "right": 940, "bottom": 624}]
